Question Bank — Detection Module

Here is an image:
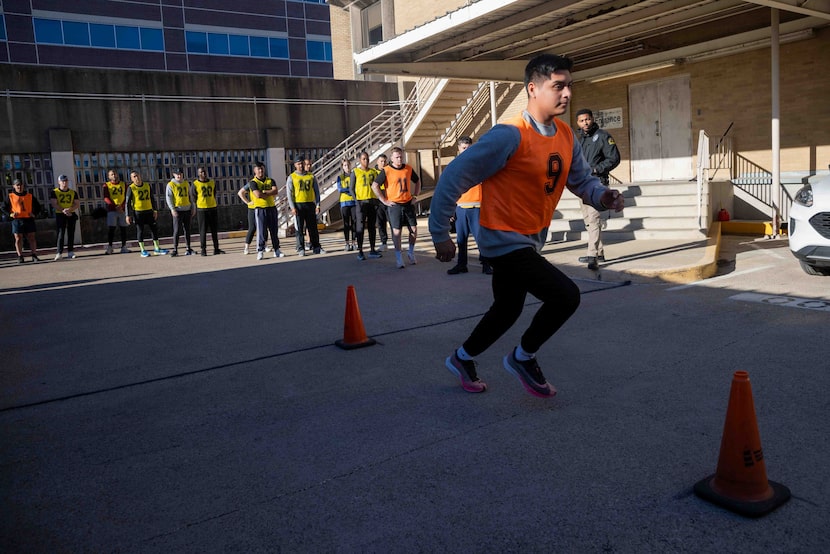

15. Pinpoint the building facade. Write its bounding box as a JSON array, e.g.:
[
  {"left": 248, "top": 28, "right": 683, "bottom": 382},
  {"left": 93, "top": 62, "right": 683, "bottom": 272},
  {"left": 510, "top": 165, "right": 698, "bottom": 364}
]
[{"left": 1, "top": 0, "right": 333, "bottom": 78}]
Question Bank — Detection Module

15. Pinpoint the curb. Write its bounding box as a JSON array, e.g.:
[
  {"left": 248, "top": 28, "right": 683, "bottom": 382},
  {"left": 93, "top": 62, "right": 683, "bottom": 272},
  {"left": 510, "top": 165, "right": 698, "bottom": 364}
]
[{"left": 623, "top": 222, "right": 722, "bottom": 284}]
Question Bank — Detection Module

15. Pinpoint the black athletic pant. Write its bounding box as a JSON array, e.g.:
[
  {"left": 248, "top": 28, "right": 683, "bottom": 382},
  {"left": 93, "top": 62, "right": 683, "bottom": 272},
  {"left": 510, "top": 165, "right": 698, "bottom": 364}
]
[
  {"left": 463, "top": 247, "right": 581, "bottom": 356},
  {"left": 294, "top": 202, "right": 320, "bottom": 251},
  {"left": 55, "top": 213, "right": 77, "bottom": 253},
  {"left": 376, "top": 202, "right": 389, "bottom": 245},
  {"left": 198, "top": 208, "right": 220, "bottom": 252},
  {"left": 134, "top": 211, "right": 160, "bottom": 244},
  {"left": 172, "top": 210, "right": 192, "bottom": 250},
  {"left": 355, "top": 199, "right": 378, "bottom": 252}
]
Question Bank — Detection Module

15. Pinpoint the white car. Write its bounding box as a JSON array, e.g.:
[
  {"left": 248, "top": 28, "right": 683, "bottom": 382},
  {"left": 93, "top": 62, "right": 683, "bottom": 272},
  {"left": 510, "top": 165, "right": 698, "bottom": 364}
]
[{"left": 789, "top": 174, "right": 830, "bottom": 276}]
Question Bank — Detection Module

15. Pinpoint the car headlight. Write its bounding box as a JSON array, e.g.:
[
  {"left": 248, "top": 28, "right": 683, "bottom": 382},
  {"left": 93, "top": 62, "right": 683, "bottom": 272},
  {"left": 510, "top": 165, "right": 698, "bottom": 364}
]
[{"left": 793, "top": 184, "right": 813, "bottom": 207}]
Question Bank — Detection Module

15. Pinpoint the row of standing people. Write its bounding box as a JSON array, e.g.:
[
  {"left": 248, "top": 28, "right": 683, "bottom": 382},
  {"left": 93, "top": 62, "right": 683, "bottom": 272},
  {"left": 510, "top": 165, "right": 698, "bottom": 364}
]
[
  {"left": 5, "top": 147, "right": 424, "bottom": 266},
  {"left": 335, "top": 148, "right": 422, "bottom": 268}
]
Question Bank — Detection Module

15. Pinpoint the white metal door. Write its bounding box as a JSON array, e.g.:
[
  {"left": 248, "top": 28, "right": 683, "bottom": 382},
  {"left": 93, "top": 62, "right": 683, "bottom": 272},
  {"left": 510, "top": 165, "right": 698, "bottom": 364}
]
[{"left": 629, "top": 75, "right": 692, "bottom": 181}]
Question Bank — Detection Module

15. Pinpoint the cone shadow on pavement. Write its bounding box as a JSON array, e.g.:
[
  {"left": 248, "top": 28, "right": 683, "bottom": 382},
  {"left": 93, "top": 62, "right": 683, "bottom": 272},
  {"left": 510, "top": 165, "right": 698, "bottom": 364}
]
[
  {"left": 694, "top": 371, "right": 791, "bottom": 518},
  {"left": 334, "top": 285, "right": 376, "bottom": 350}
]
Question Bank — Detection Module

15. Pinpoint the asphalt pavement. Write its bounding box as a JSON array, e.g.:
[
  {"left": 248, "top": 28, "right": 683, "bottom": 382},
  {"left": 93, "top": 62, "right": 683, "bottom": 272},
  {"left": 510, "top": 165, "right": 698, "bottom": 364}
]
[{"left": 2, "top": 225, "right": 828, "bottom": 553}]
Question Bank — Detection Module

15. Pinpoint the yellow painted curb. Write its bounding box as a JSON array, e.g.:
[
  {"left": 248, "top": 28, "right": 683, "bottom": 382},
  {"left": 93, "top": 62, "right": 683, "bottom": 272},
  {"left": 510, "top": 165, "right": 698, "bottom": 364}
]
[{"left": 625, "top": 222, "right": 722, "bottom": 284}]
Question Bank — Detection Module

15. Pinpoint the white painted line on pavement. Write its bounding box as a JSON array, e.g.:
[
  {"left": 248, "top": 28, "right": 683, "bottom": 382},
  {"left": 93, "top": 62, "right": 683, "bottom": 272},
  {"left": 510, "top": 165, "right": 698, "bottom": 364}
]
[
  {"left": 730, "top": 292, "right": 830, "bottom": 312},
  {"left": 666, "top": 265, "right": 773, "bottom": 291}
]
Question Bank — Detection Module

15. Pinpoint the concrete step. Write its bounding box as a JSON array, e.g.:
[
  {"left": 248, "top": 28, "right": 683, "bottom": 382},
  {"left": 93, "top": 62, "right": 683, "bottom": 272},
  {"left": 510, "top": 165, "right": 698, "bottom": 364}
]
[
  {"left": 550, "top": 215, "right": 700, "bottom": 232},
  {"left": 549, "top": 228, "right": 707, "bottom": 242}
]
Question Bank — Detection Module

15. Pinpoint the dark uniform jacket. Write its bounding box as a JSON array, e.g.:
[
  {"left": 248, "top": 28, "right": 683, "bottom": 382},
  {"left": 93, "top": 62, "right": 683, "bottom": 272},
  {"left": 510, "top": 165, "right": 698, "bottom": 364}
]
[{"left": 577, "top": 122, "right": 621, "bottom": 185}]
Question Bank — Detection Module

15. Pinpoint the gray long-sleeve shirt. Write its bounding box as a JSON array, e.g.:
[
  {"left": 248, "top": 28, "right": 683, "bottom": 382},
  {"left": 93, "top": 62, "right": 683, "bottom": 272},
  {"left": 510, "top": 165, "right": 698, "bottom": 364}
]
[{"left": 428, "top": 111, "right": 609, "bottom": 258}]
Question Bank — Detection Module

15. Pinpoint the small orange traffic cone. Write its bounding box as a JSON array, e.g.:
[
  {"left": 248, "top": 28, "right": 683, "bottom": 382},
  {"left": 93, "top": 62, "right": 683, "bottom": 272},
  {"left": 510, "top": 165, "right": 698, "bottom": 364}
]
[
  {"left": 694, "top": 371, "right": 790, "bottom": 517},
  {"left": 334, "top": 285, "right": 376, "bottom": 350}
]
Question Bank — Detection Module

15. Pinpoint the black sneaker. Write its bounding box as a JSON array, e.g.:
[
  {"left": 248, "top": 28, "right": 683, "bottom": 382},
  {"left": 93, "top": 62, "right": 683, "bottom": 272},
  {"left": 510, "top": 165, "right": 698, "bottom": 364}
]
[
  {"left": 445, "top": 351, "right": 487, "bottom": 393},
  {"left": 170, "top": 250, "right": 179, "bottom": 257},
  {"left": 482, "top": 263, "right": 493, "bottom": 275},
  {"left": 503, "top": 348, "right": 556, "bottom": 398},
  {"left": 447, "top": 265, "right": 468, "bottom": 275},
  {"left": 18, "top": 256, "right": 25, "bottom": 264},
  {"left": 214, "top": 249, "right": 225, "bottom": 255}
]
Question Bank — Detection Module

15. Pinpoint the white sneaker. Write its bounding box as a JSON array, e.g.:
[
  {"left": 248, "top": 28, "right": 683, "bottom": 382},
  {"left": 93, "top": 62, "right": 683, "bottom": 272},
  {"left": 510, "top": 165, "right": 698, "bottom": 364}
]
[
  {"left": 274, "top": 249, "right": 285, "bottom": 258},
  {"left": 104, "top": 245, "right": 113, "bottom": 255},
  {"left": 265, "top": 246, "right": 273, "bottom": 252},
  {"left": 257, "top": 251, "right": 264, "bottom": 260},
  {"left": 379, "top": 243, "right": 387, "bottom": 252},
  {"left": 67, "top": 252, "right": 76, "bottom": 259},
  {"left": 54, "top": 253, "right": 62, "bottom": 261},
  {"left": 120, "top": 246, "right": 131, "bottom": 254},
  {"left": 243, "top": 244, "right": 250, "bottom": 255}
]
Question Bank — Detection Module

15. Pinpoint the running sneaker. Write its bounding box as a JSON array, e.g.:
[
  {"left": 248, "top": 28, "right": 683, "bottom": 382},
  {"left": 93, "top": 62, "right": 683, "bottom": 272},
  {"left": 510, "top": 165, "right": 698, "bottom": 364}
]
[
  {"left": 154, "top": 248, "right": 168, "bottom": 256},
  {"left": 407, "top": 251, "right": 417, "bottom": 265},
  {"left": 357, "top": 252, "right": 366, "bottom": 261},
  {"left": 367, "top": 251, "right": 382, "bottom": 259},
  {"left": 379, "top": 243, "right": 388, "bottom": 252},
  {"left": 170, "top": 250, "right": 179, "bottom": 257},
  {"left": 257, "top": 251, "right": 264, "bottom": 260},
  {"left": 54, "top": 253, "right": 62, "bottom": 261},
  {"left": 105, "top": 245, "right": 113, "bottom": 255},
  {"left": 120, "top": 246, "right": 131, "bottom": 254},
  {"left": 140, "top": 250, "right": 150, "bottom": 258},
  {"left": 265, "top": 246, "right": 273, "bottom": 253},
  {"left": 18, "top": 256, "right": 25, "bottom": 264},
  {"left": 274, "top": 249, "right": 285, "bottom": 258},
  {"left": 298, "top": 249, "right": 306, "bottom": 257},
  {"left": 67, "top": 252, "right": 76, "bottom": 259},
  {"left": 313, "top": 247, "right": 326, "bottom": 254},
  {"left": 445, "top": 351, "right": 487, "bottom": 393},
  {"left": 185, "top": 249, "right": 194, "bottom": 256},
  {"left": 503, "top": 348, "right": 556, "bottom": 398},
  {"left": 32, "top": 255, "right": 41, "bottom": 262},
  {"left": 214, "top": 249, "right": 225, "bottom": 255},
  {"left": 243, "top": 244, "right": 250, "bottom": 255}
]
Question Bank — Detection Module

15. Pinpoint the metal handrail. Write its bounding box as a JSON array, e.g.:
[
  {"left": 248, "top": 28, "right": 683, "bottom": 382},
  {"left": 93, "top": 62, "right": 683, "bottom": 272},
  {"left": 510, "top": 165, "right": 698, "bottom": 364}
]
[{"left": 440, "top": 82, "right": 489, "bottom": 148}]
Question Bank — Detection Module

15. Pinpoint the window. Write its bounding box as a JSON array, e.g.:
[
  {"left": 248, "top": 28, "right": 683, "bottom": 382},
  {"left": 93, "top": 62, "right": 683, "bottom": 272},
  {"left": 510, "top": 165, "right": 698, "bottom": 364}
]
[
  {"left": 34, "top": 18, "right": 63, "bottom": 44},
  {"left": 362, "top": 3, "right": 383, "bottom": 48},
  {"left": 229, "top": 34, "right": 249, "bottom": 56},
  {"left": 208, "top": 33, "right": 229, "bottom": 55},
  {"left": 63, "top": 21, "right": 90, "bottom": 46},
  {"left": 90, "top": 24, "right": 116, "bottom": 48},
  {"left": 186, "top": 31, "right": 208, "bottom": 53},
  {"left": 140, "top": 28, "right": 164, "bottom": 51},
  {"left": 0, "top": 15, "right": 5, "bottom": 41},
  {"left": 250, "top": 36, "right": 269, "bottom": 57},
  {"left": 115, "top": 26, "right": 140, "bottom": 49},
  {"left": 307, "top": 40, "right": 332, "bottom": 62},
  {"left": 270, "top": 37, "right": 289, "bottom": 59}
]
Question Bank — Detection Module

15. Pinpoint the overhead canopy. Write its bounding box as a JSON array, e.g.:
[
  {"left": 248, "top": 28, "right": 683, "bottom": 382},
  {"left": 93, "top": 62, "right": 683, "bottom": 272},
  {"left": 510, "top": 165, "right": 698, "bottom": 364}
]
[{"left": 341, "top": 0, "right": 830, "bottom": 82}]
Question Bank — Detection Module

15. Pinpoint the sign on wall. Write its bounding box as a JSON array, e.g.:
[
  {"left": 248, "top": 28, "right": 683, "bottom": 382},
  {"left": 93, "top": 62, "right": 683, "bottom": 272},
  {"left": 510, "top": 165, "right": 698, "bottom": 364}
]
[{"left": 596, "top": 108, "right": 623, "bottom": 129}]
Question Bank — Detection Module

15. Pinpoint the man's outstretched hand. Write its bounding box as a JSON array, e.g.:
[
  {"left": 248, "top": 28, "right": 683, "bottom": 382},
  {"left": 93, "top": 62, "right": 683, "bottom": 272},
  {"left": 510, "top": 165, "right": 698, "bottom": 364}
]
[
  {"left": 434, "top": 238, "right": 456, "bottom": 262},
  {"left": 601, "top": 189, "right": 625, "bottom": 212}
]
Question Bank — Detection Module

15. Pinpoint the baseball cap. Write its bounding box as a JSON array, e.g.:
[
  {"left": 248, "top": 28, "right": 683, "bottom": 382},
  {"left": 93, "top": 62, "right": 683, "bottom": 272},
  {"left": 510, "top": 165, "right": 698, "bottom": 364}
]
[
  {"left": 172, "top": 167, "right": 184, "bottom": 175},
  {"left": 294, "top": 156, "right": 304, "bottom": 164},
  {"left": 58, "top": 174, "right": 68, "bottom": 181}
]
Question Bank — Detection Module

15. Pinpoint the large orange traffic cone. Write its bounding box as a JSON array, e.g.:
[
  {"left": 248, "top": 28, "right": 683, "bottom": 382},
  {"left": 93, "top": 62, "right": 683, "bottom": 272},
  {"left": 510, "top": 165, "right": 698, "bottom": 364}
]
[
  {"left": 334, "top": 285, "right": 376, "bottom": 350},
  {"left": 694, "top": 371, "right": 790, "bottom": 517}
]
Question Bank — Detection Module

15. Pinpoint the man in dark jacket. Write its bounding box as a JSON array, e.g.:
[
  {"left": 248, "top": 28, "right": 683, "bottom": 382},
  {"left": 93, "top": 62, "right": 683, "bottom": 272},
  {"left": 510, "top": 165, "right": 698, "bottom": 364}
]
[{"left": 576, "top": 108, "right": 621, "bottom": 269}]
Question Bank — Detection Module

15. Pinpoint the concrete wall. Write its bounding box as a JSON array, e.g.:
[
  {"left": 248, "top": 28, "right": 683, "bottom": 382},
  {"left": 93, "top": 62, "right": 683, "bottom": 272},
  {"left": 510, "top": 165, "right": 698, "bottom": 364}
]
[{"left": 0, "top": 65, "right": 399, "bottom": 154}]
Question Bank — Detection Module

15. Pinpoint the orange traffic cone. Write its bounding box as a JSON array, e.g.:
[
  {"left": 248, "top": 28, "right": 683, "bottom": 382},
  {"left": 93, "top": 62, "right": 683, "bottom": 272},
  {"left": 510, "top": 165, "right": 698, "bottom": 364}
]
[
  {"left": 334, "top": 285, "right": 376, "bottom": 350},
  {"left": 694, "top": 371, "right": 790, "bottom": 517}
]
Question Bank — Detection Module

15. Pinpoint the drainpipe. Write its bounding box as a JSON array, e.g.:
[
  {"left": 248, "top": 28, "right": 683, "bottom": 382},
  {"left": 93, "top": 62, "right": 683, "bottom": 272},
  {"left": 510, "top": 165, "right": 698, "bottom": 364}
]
[
  {"left": 490, "top": 81, "right": 497, "bottom": 127},
  {"left": 771, "top": 9, "right": 781, "bottom": 236}
]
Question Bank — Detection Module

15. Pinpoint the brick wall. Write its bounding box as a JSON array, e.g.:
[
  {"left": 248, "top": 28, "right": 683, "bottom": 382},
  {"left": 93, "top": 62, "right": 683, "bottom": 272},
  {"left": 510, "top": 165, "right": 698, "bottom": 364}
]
[{"left": 330, "top": 7, "right": 354, "bottom": 81}]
